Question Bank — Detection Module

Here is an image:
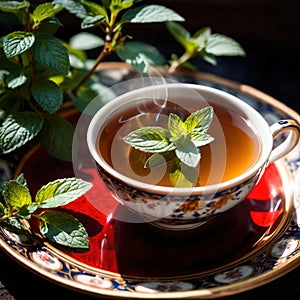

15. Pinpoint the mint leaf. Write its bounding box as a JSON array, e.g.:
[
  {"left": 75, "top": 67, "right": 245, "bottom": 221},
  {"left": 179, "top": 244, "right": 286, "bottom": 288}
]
[
  {"left": 54, "top": 0, "right": 88, "bottom": 19},
  {"left": 7, "top": 72, "right": 27, "bottom": 89},
  {"left": 0, "top": 203, "right": 5, "bottom": 218},
  {"left": 69, "top": 32, "right": 104, "bottom": 50},
  {"left": 202, "top": 52, "right": 217, "bottom": 65},
  {"left": 170, "top": 161, "right": 198, "bottom": 188},
  {"left": 166, "top": 21, "right": 191, "bottom": 47},
  {"left": 0, "top": 112, "right": 44, "bottom": 154},
  {"left": 35, "top": 177, "right": 92, "bottom": 208},
  {"left": 190, "top": 132, "right": 214, "bottom": 147},
  {"left": 3, "top": 31, "right": 35, "bottom": 58},
  {"left": 193, "top": 26, "right": 211, "bottom": 48},
  {"left": 109, "top": 0, "right": 133, "bottom": 12},
  {"left": 3, "top": 180, "right": 32, "bottom": 208},
  {"left": 81, "top": 15, "right": 106, "bottom": 29},
  {"left": 116, "top": 41, "right": 166, "bottom": 72},
  {"left": 122, "top": 5, "right": 185, "bottom": 23},
  {"left": 81, "top": 0, "right": 107, "bottom": 16},
  {"left": 17, "top": 204, "right": 39, "bottom": 219},
  {"left": 166, "top": 21, "right": 198, "bottom": 55},
  {"left": 116, "top": 44, "right": 149, "bottom": 73},
  {"left": 31, "top": 79, "right": 63, "bottom": 113},
  {"left": 0, "top": 217, "right": 28, "bottom": 235},
  {"left": 14, "top": 173, "right": 27, "bottom": 186},
  {"left": 175, "top": 136, "right": 200, "bottom": 168},
  {"left": 123, "top": 126, "right": 175, "bottom": 153},
  {"left": 168, "top": 113, "right": 187, "bottom": 139},
  {"left": 39, "top": 210, "right": 89, "bottom": 249},
  {"left": 35, "top": 17, "right": 63, "bottom": 35},
  {"left": 184, "top": 106, "right": 214, "bottom": 133},
  {"left": 206, "top": 34, "right": 246, "bottom": 57},
  {"left": 144, "top": 152, "right": 173, "bottom": 168},
  {"left": 32, "top": 34, "right": 70, "bottom": 75},
  {"left": 39, "top": 114, "right": 74, "bottom": 161},
  {"left": 32, "top": 2, "right": 59, "bottom": 25},
  {"left": 0, "top": 1, "right": 29, "bottom": 13},
  {"left": 123, "top": 107, "right": 214, "bottom": 187}
]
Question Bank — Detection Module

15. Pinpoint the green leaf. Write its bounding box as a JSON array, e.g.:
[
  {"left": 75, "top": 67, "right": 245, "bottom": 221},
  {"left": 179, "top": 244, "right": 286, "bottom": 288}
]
[
  {"left": 206, "top": 34, "right": 246, "bottom": 56},
  {"left": 39, "top": 114, "right": 74, "bottom": 161},
  {"left": 3, "top": 180, "right": 32, "bottom": 208},
  {"left": 0, "top": 1, "right": 29, "bottom": 13},
  {"left": 184, "top": 106, "right": 214, "bottom": 133},
  {"left": 17, "top": 204, "right": 38, "bottom": 219},
  {"left": 31, "top": 79, "right": 63, "bottom": 113},
  {"left": 166, "top": 21, "right": 198, "bottom": 54},
  {"left": 0, "top": 112, "right": 44, "bottom": 154},
  {"left": 175, "top": 136, "right": 200, "bottom": 168},
  {"left": 190, "top": 132, "right": 214, "bottom": 147},
  {"left": 32, "top": 2, "right": 58, "bottom": 25},
  {"left": 35, "top": 17, "right": 63, "bottom": 35},
  {"left": 81, "top": 15, "right": 106, "bottom": 29},
  {"left": 0, "top": 217, "right": 28, "bottom": 235},
  {"left": 116, "top": 41, "right": 166, "bottom": 73},
  {"left": 35, "top": 177, "right": 92, "bottom": 208},
  {"left": 0, "top": 203, "right": 5, "bottom": 218},
  {"left": 69, "top": 32, "right": 104, "bottom": 50},
  {"left": 109, "top": 0, "right": 133, "bottom": 13},
  {"left": 144, "top": 152, "right": 173, "bottom": 168},
  {"left": 166, "top": 21, "right": 190, "bottom": 46},
  {"left": 7, "top": 73, "right": 27, "bottom": 89},
  {"left": 116, "top": 44, "right": 148, "bottom": 73},
  {"left": 3, "top": 31, "right": 35, "bottom": 58},
  {"left": 122, "top": 5, "right": 185, "bottom": 23},
  {"left": 14, "top": 173, "right": 27, "bottom": 186},
  {"left": 193, "top": 26, "right": 211, "bottom": 48},
  {"left": 54, "top": 0, "right": 88, "bottom": 19},
  {"left": 32, "top": 34, "right": 70, "bottom": 75},
  {"left": 170, "top": 161, "right": 197, "bottom": 188},
  {"left": 39, "top": 210, "right": 89, "bottom": 249},
  {"left": 81, "top": 0, "right": 107, "bottom": 17},
  {"left": 202, "top": 51, "right": 217, "bottom": 65},
  {"left": 123, "top": 126, "right": 175, "bottom": 153},
  {"left": 168, "top": 113, "right": 187, "bottom": 139}
]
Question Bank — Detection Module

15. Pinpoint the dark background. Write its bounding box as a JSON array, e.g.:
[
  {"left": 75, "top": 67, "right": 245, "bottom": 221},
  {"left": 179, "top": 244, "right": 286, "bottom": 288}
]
[
  {"left": 1, "top": 0, "right": 300, "bottom": 299},
  {"left": 56, "top": 0, "right": 300, "bottom": 113}
]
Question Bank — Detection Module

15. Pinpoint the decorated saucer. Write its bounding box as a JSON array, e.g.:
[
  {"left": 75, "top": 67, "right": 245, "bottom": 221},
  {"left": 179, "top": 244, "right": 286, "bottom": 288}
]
[{"left": 0, "top": 63, "right": 299, "bottom": 299}]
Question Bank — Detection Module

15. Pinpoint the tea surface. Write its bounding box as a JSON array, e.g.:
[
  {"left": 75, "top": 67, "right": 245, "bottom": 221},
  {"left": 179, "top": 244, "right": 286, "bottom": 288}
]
[{"left": 98, "top": 99, "right": 260, "bottom": 187}]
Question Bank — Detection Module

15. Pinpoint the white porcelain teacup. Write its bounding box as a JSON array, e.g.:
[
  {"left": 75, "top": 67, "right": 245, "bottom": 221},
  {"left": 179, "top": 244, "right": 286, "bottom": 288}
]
[{"left": 87, "top": 83, "right": 300, "bottom": 230}]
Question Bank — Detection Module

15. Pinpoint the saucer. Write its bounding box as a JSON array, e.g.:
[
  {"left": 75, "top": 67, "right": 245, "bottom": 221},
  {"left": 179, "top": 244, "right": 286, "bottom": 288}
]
[{"left": 0, "top": 64, "right": 299, "bottom": 298}]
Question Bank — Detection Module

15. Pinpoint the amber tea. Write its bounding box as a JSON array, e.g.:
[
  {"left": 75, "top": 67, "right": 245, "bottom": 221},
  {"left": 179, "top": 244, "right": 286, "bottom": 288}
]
[{"left": 97, "top": 99, "right": 261, "bottom": 187}]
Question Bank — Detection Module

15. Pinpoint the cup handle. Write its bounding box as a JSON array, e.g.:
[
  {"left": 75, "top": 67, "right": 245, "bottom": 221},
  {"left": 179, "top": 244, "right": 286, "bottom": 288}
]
[{"left": 269, "top": 119, "right": 300, "bottom": 164}]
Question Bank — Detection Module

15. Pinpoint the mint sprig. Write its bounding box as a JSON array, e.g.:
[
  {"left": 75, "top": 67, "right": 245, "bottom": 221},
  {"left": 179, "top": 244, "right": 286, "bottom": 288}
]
[
  {"left": 123, "top": 106, "right": 214, "bottom": 187},
  {"left": 0, "top": 175, "right": 92, "bottom": 249}
]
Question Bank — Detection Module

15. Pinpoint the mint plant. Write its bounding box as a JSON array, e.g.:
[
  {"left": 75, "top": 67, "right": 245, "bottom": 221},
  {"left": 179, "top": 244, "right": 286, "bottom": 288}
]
[
  {"left": 0, "top": 174, "right": 92, "bottom": 249},
  {"left": 166, "top": 22, "right": 246, "bottom": 72},
  {"left": 0, "top": 1, "right": 73, "bottom": 161},
  {"left": 0, "top": 0, "right": 245, "bottom": 162},
  {"left": 123, "top": 106, "right": 214, "bottom": 187}
]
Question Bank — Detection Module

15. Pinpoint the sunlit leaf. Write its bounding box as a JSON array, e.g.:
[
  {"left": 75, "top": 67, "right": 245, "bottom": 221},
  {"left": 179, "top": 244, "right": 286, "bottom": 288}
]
[
  {"left": 3, "top": 31, "right": 35, "bottom": 58},
  {"left": 122, "top": 5, "right": 184, "bottom": 23}
]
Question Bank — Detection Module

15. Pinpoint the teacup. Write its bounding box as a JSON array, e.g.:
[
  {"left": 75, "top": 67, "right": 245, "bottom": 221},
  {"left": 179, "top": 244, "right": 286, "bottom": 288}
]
[{"left": 87, "top": 83, "right": 300, "bottom": 230}]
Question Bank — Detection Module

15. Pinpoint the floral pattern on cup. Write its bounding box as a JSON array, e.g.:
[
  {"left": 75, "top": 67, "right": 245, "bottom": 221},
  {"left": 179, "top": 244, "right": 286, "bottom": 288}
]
[{"left": 96, "top": 163, "right": 263, "bottom": 230}]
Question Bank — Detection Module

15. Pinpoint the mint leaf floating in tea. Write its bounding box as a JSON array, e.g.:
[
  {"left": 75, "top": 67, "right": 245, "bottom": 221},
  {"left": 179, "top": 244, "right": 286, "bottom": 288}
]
[{"left": 123, "top": 106, "right": 214, "bottom": 187}]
